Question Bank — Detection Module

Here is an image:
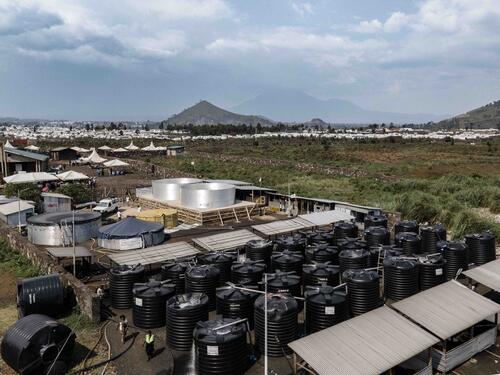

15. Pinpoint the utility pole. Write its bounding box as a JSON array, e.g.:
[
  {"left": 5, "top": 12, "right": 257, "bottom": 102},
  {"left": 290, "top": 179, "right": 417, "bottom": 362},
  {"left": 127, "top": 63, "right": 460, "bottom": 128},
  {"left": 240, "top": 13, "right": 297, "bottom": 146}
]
[
  {"left": 264, "top": 273, "right": 268, "bottom": 375},
  {"left": 72, "top": 210, "right": 76, "bottom": 277}
]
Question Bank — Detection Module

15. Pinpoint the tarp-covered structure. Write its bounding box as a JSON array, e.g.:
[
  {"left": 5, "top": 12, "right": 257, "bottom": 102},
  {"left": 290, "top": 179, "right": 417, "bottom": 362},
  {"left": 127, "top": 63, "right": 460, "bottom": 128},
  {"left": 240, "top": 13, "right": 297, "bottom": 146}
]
[{"left": 98, "top": 217, "right": 165, "bottom": 250}]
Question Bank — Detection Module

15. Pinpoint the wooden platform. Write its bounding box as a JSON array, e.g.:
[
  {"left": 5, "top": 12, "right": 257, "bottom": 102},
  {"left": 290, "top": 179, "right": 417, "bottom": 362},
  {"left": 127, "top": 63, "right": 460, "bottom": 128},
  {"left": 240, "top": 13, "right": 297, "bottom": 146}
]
[{"left": 136, "top": 194, "right": 257, "bottom": 225}]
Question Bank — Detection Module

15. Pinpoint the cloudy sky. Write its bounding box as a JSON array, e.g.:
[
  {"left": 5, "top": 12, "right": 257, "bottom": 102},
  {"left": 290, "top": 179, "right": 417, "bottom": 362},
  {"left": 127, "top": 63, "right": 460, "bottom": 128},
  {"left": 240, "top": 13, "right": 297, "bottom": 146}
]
[{"left": 0, "top": 0, "right": 499, "bottom": 120}]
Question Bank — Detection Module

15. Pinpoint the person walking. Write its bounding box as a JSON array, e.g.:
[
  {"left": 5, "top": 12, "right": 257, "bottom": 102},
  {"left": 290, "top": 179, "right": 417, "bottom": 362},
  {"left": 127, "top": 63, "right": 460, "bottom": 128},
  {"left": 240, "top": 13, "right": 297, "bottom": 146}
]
[
  {"left": 144, "top": 330, "right": 155, "bottom": 361},
  {"left": 117, "top": 315, "right": 128, "bottom": 344}
]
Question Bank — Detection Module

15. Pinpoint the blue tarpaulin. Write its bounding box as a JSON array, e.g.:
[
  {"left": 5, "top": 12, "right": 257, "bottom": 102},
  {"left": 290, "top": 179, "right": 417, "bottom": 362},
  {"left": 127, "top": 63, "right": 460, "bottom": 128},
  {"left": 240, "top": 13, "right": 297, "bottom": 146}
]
[{"left": 98, "top": 217, "right": 164, "bottom": 239}]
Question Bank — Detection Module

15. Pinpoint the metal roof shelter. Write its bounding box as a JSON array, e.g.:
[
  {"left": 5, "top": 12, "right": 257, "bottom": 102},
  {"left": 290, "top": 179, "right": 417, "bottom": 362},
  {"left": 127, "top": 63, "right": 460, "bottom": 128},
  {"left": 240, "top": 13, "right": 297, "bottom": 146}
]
[
  {"left": 252, "top": 217, "right": 315, "bottom": 237},
  {"left": 463, "top": 258, "right": 500, "bottom": 292},
  {"left": 108, "top": 241, "right": 199, "bottom": 266},
  {"left": 192, "top": 229, "right": 262, "bottom": 252},
  {"left": 298, "top": 210, "right": 352, "bottom": 227},
  {"left": 392, "top": 280, "right": 500, "bottom": 340},
  {"left": 289, "top": 306, "right": 439, "bottom": 375}
]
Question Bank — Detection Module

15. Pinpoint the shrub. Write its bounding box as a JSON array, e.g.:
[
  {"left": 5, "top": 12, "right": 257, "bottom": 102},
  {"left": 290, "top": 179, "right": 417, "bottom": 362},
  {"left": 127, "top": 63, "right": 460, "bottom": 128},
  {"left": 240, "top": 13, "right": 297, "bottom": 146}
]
[
  {"left": 4, "top": 183, "right": 41, "bottom": 204},
  {"left": 56, "top": 183, "right": 93, "bottom": 204}
]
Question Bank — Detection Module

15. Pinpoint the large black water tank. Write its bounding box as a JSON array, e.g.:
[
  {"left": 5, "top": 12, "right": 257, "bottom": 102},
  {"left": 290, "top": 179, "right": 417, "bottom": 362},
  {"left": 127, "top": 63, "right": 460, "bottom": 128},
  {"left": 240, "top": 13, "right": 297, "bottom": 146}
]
[
  {"left": 193, "top": 317, "right": 248, "bottom": 375},
  {"left": 133, "top": 281, "right": 175, "bottom": 329},
  {"left": 333, "top": 222, "right": 358, "bottom": 242},
  {"left": 305, "top": 244, "right": 339, "bottom": 264},
  {"left": 364, "top": 226, "right": 390, "bottom": 246},
  {"left": 298, "top": 229, "right": 316, "bottom": 245},
  {"left": 420, "top": 224, "right": 447, "bottom": 253},
  {"left": 254, "top": 294, "right": 298, "bottom": 357},
  {"left": 198, "top": 252, "right": 237, "bottom": 286},
  {"left": 338, "top": 249, "right": 370, "bottom": 275},
  {"left": 185, "top": 266, "right": 220, "bottom": 310},
  {"left": 17, "top": 274, "right": 64, "bottom": 318},
  {"left": 231, "top": 260, "right": 265, "bottom": 285},
  {"left": 337, "top": 237, "right": 368, "bottom": 250},
  {"left": 310, "top": 230, "right": 335, "bottom": 245},
  {"left": 263, "top": 272, "right": 302, "bottom": 299},
  {"left": 216, "top": 285, "right": 259, "bottom": 328},
  {"left": 1, "top": 314, "right": 75, "bottom": 375},
  {"left": 166, "top": 293, "right": 209, "bottom": 351},
  {"left": 364, "top": 214, "right": 388, "bottom": 228},
  {"left": 302, "top": 263, "right": 340, "bottom": 287},
  {"left": 395, "top": 220, "right": 419, "bottom": 235},
  {"left": 418, "top": 254, "right": 446, "bottom": 290},
  {"left": 109, "top": 264, "right": 145, "bottom": 309},
  {"left": 343, "top": 269, "right": 380, "bottom": 316},
  {"left": 304, "top": 285, "right": 348, "bottom": 333},
  {"left": 275, "top": 235, "right": 306, "bottom": 254},
  {"left": 395, "top": 232, "right": 422, "bottom": 255},
  {"left": 439, "top": 241, "right": 468, "bottom": 280},
  {"left": 271, "top": 250, "right": 304, "bottom": 276},
  {"left": 383, "top": 257, "right": 419, "bottom": 301},
  {"left": 161, "top": 261, "right": 189, "bottom": 294},
  {"left": 465, "top": 232, "right": 496, "bottom": 266},
  {"left": 245, "top": 239, "right": 274, "bottom": 267}
]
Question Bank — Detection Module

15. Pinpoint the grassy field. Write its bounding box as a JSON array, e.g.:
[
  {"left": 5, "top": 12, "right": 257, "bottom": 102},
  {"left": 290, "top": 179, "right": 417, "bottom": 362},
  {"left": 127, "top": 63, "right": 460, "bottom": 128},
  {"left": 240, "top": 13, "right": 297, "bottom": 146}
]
[{"left": 145, "top": 137, "right": 500, "bottom": 240}]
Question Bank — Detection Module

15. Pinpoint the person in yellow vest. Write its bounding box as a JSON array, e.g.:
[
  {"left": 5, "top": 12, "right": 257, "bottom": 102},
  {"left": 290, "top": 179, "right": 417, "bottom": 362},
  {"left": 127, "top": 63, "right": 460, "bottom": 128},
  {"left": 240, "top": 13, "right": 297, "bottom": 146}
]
[{"left": 144, "top": 330, "right": 155, "bottom": 361}]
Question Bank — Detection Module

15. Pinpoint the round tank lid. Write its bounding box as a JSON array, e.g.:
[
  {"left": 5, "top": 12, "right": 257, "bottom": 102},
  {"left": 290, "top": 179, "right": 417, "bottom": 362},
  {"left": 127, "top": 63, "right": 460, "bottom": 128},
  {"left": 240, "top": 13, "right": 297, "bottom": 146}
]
[
  {"left": 168, "top": 292, "right": 209, "bottom": 309},
  {"left": 343, "top": 269, "right": 379, "bottom": 282},
  {"left": 27, "top": 211, "right": 101, "bottom": 226}
]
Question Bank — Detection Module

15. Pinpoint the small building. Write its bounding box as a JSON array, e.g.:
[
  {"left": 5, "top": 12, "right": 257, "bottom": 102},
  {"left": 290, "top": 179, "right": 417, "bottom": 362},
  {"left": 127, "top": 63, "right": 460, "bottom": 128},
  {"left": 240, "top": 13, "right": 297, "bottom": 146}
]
[
  {"left": 0, "top": 200, "right": 35, "bottom": 226},
  {"left": 42, "top": 192, "right": 72, "bottom": 213},
  {"left": 166, "top": 145, "right": 185, "bottom": 156},
  {"left": 50, "top": 147, "right": 78, "bottom": 161},
  {"left": 0, "top": 146, "right": 49, "bottom": 177}
]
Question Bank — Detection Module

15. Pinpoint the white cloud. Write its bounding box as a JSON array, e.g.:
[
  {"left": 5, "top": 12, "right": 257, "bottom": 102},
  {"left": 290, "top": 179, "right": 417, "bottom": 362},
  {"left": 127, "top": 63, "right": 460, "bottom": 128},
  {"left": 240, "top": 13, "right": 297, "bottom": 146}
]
[
  {"left": 356, "top": 19, "right": 383, "bottom": 33},
  {"left": 291, "top": 2, "right": 313, "bottom": 17}
]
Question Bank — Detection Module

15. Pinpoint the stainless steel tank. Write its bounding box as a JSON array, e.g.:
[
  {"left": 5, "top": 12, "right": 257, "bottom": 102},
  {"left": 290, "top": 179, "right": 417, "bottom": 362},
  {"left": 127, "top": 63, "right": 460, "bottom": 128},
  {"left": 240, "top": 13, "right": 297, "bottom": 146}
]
[
  {"left": 152, "top": 178, "right": 203, "bottom": 202},
  {"left": 27, "top": 212, "right": 101, "bottom": 246},
  {"left": 180, "top": 182, "right": 235, "bottom": 209}
]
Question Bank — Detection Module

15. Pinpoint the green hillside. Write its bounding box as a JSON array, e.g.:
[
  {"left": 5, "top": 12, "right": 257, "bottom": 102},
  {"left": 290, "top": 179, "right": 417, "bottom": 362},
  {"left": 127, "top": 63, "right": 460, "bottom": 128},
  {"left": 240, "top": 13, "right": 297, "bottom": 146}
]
[{"left": 437, "top": 100, "right": 500, "bottom": 130}]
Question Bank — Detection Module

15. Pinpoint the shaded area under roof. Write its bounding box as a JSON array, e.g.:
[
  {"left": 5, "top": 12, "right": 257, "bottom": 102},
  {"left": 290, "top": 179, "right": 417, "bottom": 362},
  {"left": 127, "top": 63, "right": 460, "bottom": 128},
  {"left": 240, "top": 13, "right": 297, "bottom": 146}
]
[
  {"left": 192, "top": 229, "right": 262, "bottom": 252},
  {"left": 463, "top": 259, "right": 500, "bottom": 292},
  {"left": 99, "top": 217, "right": 163, "bottom": 239},
  {"left": 252, "top": 217, "right": 315, "bottom": 236},
  {"left": 108, "top": 241, "right": 199, "bottom": 266},
  {"left": 392, "top": 280, "right": 500, "bottom": 340},
  {"left": 299, "top": 209, "right": 352, "bottom": 226},
  {"left": 289, "top": 306, "right": 439, "bottom": 375}
]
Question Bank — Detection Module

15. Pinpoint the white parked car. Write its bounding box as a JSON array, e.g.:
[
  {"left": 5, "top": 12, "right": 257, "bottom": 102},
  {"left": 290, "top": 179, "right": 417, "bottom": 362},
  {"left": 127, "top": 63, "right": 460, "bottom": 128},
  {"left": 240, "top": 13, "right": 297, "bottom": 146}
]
[{"left": 93, "top": 198, "right": 119, "bottom": 214}]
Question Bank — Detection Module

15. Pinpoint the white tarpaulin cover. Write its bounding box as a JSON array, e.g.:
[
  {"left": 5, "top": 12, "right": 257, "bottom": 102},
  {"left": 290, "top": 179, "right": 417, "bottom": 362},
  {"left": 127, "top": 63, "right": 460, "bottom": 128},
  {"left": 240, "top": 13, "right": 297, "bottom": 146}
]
[
  {"left": 4, "top": 172, "right": 59, "bottom": 184},
  {"left": 84, "top": 149, "right": 107, "bottom": 164},
  {"left": 56, "top": 170, "right": 89, "bottom": 181},
  {"left": 125, "top": 141, "right": 139, "bottom": 151},
  {"left": 104, "top": 159, "right": 130, "bottom": 167}
]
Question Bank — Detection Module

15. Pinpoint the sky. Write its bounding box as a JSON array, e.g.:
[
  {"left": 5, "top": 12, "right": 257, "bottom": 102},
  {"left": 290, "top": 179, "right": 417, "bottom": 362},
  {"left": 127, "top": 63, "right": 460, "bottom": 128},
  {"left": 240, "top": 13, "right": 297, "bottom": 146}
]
[{"left": 0, "top": 0, "right": 500, "bottom": 120}]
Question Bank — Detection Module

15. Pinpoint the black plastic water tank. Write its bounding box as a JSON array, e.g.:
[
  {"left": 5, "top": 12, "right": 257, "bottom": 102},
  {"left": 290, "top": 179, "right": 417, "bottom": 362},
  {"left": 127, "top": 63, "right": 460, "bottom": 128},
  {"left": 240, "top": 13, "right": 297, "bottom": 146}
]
[
  {"left": 418, "top": 254, "right": 446, "bottom": 290},
  {"left": 338, "top": 249, "right": 370, "bottom": 275},
  {"left": 133, "top": 280, "right": 175, "bottom": 329},
  {"left": 420, "top": 224, "right": 447, "bottom": 253},
  {"left": 274, "top": 235, "right": 306, "bottom": 254},
  {"left": 383, "top": 257, "right": 419, "bottom": 301},
  {"left": 193, "top": 317, "right": 248, "bottom": 375},
  {"left": 364, "top": 213, "right": 388, "bottom": 228},
  {"left": 337, "top": 237, "right": 368, "bottom": 250},
  {"left": 109, "top": 264, "right": 145, "bottom": 309},
  {"left": 263, "top": 272, "right": 302, "bottom": 299},
  {"left": 343, "top": 269, "right": 380, "bottom": 316},
  {"left": 333, "top": 222, "right": 358, "bottom": 242},
  {"left": 1, "top": 314, "right": 75, "bottom": 375},
  {"left": 185, "top": 265, "right": 220, "bottom": 310},
  {"left": 161, "top": 261, "right": 189, "bottom": 294},
  {"left": 254, "top": 294, "right": 298, "bottom": 357},
  {"left": 395, "top": 232, "right": 422, "bottom": 255},
  {"left": 231, "top": 260, "right": 265, "bottom": 285},
  {"left": 438, "top": 241, "right": 468, "bottom": 280},
  {"left": 245, "top": 239, "right": 274, "bottom": 267},
  {"left": 166, "top": 293, "right": 209, "bottom": 351},
  {"left": 395, "top": 220, "right": 419, "bottom": 235},
  {"left": 310, "top": 231, "right": 335, "bottom": 245},
  {"left": 16, "top": 274, "right": 64, "bottom": 318},
  {"left": 216, "top": 285, "right": 259, "bottom": 328},
  {"left": 305, "top": 244, "right": 339, "bottom": 264},
  {"left": 302, "top": 263, "right": 340, "bottom": 287},
  {"left": 298, "top": 229, "right": 316, "bottom": 245},
  {"left": 465, "top": 232, "right": 496, "bottom": 266},
  {"left": 364, "top": 226, "right": 390, "bottom": 246},
  {"left": 271, "top": 250, "right": 304, "bottom": 276},
  {"left": 198, "top": 252, "right": 237, "bottom": 286},
  {"left": 304, "top": 285, "right": 348, "bottom": 333}
]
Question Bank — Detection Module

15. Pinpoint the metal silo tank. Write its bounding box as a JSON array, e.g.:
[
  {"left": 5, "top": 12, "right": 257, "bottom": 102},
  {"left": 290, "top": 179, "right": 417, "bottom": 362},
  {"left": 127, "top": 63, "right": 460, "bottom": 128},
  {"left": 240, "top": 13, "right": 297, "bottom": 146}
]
[
  {"left": 180, "top": 182, "right": 235, "bottom": 209},
  {"left": 152, "top": 178, "right": 203, "bottom": 202}
]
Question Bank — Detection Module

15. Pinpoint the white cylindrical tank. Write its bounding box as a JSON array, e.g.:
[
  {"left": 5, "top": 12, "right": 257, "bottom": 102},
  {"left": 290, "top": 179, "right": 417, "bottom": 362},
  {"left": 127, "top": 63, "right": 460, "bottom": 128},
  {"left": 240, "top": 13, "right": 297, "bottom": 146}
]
[
  {"left": 180, "top": 182, "right": 235, "bottom": 209},
  {"left": 152, "top": 178, "right": 203, "bottom": 202}
]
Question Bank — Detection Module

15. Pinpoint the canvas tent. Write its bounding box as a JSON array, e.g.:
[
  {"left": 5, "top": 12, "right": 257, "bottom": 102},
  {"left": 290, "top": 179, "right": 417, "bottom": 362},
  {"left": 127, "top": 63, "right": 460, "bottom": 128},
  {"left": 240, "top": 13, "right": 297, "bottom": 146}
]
[
  {"left": 125, "top": 141, "right": 139, "bottom": 151},
  {"left": 25, "top": 145, "right": 40, "bottom": 151},
  {"left": 98, "top": 145, "right": 112, "bottom": 151},
  {"left": 83, "top": 149, "right": 106, "bottom": 164},
  {"left": 56, "top": 170, "right": 89, "bottom": 181},
  {"left": 98, "top": 217, "right": 165, "bottom": 250},
  {"left": 104, "top": 159, "right": 129, "bottom": 167},
  {"left": 4, "top": 140, "right": 15, "bottom": 149},
  {"left": 4, "top": 172, "right": 59, "bottom": 184},
  {"left": 142, "top": 141, "right": 158, "bottom": 151}
]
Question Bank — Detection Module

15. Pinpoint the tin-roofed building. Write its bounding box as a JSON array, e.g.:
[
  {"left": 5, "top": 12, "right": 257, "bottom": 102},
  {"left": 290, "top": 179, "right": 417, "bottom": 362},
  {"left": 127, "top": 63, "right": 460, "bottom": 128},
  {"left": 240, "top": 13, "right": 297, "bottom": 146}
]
[
  {"left": 49, "top": 147, "right": 78, "bottom": 161},
  {"left": 0, "top": 146, "right": 49, "bottom": 177}
]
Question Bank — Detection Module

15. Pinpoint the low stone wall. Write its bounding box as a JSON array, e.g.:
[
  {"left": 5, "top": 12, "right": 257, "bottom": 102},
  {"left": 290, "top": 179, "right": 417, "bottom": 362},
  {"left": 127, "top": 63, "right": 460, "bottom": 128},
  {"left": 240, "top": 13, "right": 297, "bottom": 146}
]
[{"left": 0, "top": 223, "right": 100, "bottom": 323}]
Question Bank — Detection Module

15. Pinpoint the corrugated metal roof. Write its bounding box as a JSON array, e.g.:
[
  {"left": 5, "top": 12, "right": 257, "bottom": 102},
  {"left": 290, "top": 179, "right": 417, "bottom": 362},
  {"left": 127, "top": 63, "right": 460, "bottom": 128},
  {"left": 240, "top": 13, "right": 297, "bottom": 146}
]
[
  {"left": 299, "top": 210, "right": 352, "bottom": 226},
  {"left": 5, "top": 148, "right": 49, "bottom": 161},
  {"left": 252, "top": 217, "right": 314, "bottom": 236},
  {"left": 289, "top": 306, "right": 439, "bottom": 375},
  {"left": 235, "top": 185, "right": 276, "bottom": 192},
  {"left": 392, "top": 280, "right": 500, "bottom": 340},
  {"left": 192, "top": 229, "right": 262, "bottom": 252},
  {"left": 463, "top": 259, "right": 500, "bottom": 292},
  {"left": 0, "top": 200, "right": 35, "bottom": 216},
  {"left": 108, "top": 241, "right": 199, "bottom": 266}
]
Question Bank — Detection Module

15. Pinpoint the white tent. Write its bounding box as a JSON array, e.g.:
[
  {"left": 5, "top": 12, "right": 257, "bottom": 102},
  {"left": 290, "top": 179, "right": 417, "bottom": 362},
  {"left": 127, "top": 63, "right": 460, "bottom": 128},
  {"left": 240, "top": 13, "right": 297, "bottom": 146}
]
[
  {"left": 125, "top": 141, "right": 139, "bottom": 151},
  {"left": 98, "top": 145, "right": 112, "bottom": 151},
  {"left": 112, "top": 147, "right": 128, "bottom": 153},
  {"left": 4, "top": 172, "right": 59, "bottom": 184},
  {"left": 56, "top": 170, "right": 89, "bottom": 181},
  {"left": 84, "top": 149, "right": 107, "bottom": 164},
  {"left": 4, "top": 140, "right": 15, "bottom": 149},
  {"left": 104, "top": 159, "right": 130, "bottom": 167},
  {"left": 72, "top": 147, "right": 91, "bottom": 153},
  {"left": 142, "top": 141, "right": 157, "bottom": 151},
  {"left": 156, "top": 145, "right": 167, "bottom": 151},
  {"left": 25, "top": 145, "right": 40, "bottom": 151}
]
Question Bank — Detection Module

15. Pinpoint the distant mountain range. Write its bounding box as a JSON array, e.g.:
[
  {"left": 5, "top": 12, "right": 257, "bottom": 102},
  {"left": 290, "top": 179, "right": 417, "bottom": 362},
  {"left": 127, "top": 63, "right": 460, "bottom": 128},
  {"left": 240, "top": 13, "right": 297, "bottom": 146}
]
[
  {"left": 435, "top": 100, "right": 500, "bottom": 130},
  {"left": 232, "top": 89, "right": 443, "bottom": 124}
]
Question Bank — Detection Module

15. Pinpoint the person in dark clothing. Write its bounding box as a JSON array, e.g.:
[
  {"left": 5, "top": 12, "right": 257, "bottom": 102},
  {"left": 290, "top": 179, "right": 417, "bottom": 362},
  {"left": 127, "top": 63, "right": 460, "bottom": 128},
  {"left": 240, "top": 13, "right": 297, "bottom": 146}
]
[{"left": 144, "top": 330, "right": 155, "bottom": 361}]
